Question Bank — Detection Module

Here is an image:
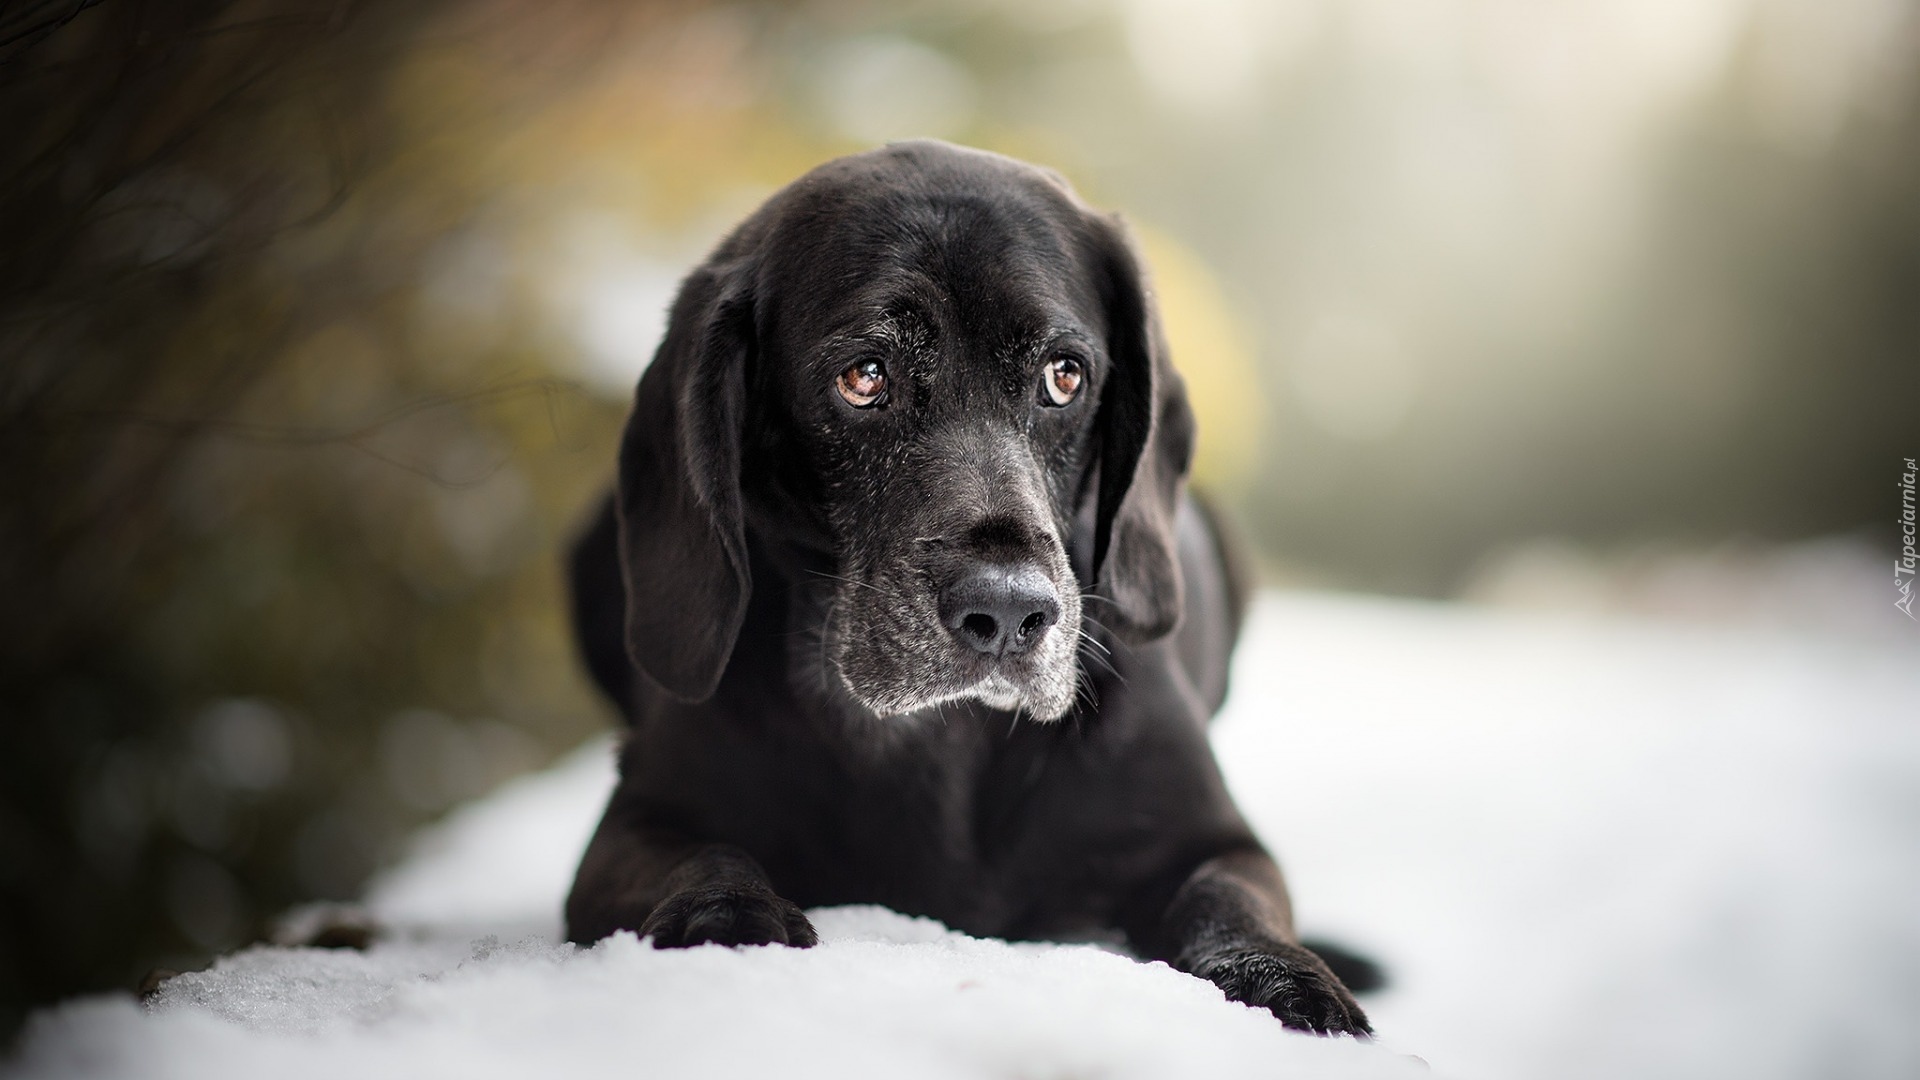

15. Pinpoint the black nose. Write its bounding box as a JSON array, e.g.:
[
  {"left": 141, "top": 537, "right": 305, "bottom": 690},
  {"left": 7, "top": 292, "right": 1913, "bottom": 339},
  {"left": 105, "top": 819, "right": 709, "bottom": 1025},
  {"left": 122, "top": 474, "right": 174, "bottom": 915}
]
[{"left": 939, "top": 565, "right": 1062, "bottom": 657}]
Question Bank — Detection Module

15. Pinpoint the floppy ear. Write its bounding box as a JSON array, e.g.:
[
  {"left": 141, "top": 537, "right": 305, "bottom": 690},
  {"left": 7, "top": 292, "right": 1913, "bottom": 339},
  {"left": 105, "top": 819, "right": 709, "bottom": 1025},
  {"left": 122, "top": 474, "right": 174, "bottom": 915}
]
[
  {"left": 614, "top": 261, "right": 753, "bottom": 702},
  {"left": 1088, "top": 214, "right": 1196, "bottom": 644}
]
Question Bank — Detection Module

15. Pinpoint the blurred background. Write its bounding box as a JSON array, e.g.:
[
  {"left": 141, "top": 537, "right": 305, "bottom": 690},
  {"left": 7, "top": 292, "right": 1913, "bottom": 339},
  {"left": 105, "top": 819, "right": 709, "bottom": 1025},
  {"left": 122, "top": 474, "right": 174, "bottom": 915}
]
[{"left": 1, "top": 0, "right": 1915, "bottom": 1039}]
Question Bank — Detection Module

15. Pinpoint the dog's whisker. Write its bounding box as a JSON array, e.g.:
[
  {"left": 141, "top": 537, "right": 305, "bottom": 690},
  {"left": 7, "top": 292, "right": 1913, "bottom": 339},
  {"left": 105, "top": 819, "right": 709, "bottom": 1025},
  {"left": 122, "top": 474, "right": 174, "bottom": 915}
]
[
  {"left": 817, "top": 595, "right": 844, "bottom": 700},
  {"left": 1072, "top": 675, "right": 1099, "bottom": 716},
  {"left": 1075, "top": 627, "right": 1113, "bottom": 658},
  {"left": 1074, "top": 616, "right": 1126, "bottom": 679},
  {"left": 805, "top": 568, "right": 893, "bottom": 596},
  {"left": 1075, "top": 626, "right": 1121, "bottom": 668},
  {"left": 1079, "top": 651, "right": 1120, "bottom": 681}
]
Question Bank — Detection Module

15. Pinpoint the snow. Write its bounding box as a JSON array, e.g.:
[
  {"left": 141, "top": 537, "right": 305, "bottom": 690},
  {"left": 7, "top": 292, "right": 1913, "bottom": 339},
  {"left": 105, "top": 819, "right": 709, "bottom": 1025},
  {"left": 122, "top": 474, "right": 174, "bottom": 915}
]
[
  {"left": 9, "top": 591, "right": 1919, "bottom": 1079},
  {"left": 1212, "top": 594, "right": 1920, "bottom": 1079},
  {"left": 361, "top": 742, "right": 613, "bottom": 941}
]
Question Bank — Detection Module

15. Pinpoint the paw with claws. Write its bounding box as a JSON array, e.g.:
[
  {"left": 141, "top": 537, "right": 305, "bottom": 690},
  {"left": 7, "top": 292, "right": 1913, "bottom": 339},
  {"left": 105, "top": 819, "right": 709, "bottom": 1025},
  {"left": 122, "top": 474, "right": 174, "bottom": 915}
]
[
  {"left": 640, "top": 884, "right": 819, "bottom": 949},
  {"left": 1186, "top": 940, "right": 1372, "bottom": 1036}
]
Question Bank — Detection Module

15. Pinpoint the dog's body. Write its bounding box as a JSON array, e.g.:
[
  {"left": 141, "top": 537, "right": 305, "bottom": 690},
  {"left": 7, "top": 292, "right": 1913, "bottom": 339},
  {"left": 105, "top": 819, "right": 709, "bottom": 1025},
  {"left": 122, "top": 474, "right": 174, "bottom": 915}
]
[{"left": 564, "top": 141, "right": 1368, "bottom": 1035}]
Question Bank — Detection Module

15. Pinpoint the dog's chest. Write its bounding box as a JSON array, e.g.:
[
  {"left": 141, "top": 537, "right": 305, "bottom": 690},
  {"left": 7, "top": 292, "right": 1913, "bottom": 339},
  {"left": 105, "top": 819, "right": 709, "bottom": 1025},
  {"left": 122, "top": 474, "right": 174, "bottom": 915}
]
[{"left": 628, "top": 706, "right": 1149, "bottom": 937}]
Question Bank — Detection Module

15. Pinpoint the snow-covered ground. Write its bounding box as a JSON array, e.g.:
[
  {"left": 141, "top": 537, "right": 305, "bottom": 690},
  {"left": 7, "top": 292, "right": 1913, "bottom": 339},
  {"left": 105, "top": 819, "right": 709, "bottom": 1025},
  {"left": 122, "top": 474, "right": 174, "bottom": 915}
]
[{"left": 10, "top": 590, "right": 1919, "bottom": 1079}]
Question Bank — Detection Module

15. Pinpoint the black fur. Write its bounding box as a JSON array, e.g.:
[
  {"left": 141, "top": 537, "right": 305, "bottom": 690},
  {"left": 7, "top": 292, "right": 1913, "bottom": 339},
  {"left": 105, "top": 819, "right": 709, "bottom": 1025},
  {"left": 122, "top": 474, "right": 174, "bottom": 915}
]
[{"left": 563, "top": 141, "right": 1369, "bottom": 1037}]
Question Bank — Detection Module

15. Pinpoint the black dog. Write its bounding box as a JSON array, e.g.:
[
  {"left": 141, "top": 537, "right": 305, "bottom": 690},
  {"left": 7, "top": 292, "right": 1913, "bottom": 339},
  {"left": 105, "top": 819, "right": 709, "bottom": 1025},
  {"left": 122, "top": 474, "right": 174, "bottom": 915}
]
[{"left": 563, "top": 141, "right": 1369, "bottom": 1036}]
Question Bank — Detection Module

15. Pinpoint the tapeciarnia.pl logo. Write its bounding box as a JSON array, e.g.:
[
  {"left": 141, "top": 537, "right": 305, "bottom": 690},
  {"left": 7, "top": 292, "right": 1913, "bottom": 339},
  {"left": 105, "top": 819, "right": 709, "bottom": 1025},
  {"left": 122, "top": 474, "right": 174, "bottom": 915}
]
[{"left": 1899, "top": 457, "right": 1917, "bottom": 619}]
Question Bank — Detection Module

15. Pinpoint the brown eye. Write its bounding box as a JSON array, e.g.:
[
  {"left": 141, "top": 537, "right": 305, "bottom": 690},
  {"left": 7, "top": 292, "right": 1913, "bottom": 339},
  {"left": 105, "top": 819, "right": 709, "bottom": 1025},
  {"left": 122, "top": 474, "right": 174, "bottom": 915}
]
[
  {"left": 836, "top": 360, "right": 887, "bottom": 408},
  {"left": 1042, "top": 355, "right": 1083, "bottom": 406}
]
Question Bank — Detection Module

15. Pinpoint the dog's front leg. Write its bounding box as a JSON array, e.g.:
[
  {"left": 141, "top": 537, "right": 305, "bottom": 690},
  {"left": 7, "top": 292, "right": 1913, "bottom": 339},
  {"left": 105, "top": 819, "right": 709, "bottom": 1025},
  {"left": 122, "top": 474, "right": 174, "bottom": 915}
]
[
  {"left": 564, "top": 796, "right": 817, "bottom": 949},
  {"left": 1139, "top": 848, "right": 1370, "bottom": 1036}
]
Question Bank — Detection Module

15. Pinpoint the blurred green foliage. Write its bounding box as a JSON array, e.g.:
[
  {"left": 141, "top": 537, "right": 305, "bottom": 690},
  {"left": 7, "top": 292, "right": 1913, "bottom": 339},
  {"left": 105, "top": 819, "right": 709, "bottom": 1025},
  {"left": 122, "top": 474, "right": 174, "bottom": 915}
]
[
  {"left": 2, "top": 0, "right": 1915, "bottom": 1038},
  {"left": 0, "top": 0, "right": 629, "bottom": 1032}
]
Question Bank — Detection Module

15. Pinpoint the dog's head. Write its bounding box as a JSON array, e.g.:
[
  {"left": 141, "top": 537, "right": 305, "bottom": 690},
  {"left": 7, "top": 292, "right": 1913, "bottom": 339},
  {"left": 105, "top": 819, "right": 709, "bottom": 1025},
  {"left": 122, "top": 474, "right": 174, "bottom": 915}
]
[{"left": 613, "top": 141, "right": 1192, "bottom": 721}]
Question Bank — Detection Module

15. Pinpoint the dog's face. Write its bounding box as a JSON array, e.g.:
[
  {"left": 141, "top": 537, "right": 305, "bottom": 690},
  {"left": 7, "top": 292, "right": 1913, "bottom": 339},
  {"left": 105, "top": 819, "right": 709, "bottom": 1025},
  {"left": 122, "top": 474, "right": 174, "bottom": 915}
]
[
  {"left": 613, "top": 142, "right": 1194, "bottom": 721},
  {"left": 755, "top": 183, "right": 1100, "bottom": 718}
]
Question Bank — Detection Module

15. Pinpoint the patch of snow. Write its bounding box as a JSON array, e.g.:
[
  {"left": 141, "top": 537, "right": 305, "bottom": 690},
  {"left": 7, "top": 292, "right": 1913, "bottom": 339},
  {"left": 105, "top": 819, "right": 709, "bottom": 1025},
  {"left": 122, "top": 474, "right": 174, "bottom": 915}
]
[
  {"left": 361, "top": 739, "right": 618, "bottom": 940},
  {"left": 11, "top": 907, "right": 1422, "bottom": 1080},
  {"left": 10, "top": 590, "right": 1919, "bottom": 1079},
  {"left": 1214, "top": 593, "right": 1920, "bottom": 1080}
]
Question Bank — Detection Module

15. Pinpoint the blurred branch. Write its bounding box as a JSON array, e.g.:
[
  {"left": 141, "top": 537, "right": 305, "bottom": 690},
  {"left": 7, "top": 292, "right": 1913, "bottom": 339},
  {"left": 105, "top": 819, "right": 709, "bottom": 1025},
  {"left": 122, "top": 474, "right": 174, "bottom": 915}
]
[
  {"left": 29, "top": 376, "right": 595, "bottom": 483},
  {"left": 0, "top": 0, "right": 108, "bottom": 61}
]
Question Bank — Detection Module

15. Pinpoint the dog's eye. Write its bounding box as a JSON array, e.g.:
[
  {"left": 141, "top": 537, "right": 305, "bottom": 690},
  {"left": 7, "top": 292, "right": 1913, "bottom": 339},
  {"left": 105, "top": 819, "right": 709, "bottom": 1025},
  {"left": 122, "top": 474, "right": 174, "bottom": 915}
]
[
  {"left": 836, "top": 360, "right": 888, "bottom": 408},
  {"left": 1042, "top": 355, "right": 1083, "bottom": 407}
]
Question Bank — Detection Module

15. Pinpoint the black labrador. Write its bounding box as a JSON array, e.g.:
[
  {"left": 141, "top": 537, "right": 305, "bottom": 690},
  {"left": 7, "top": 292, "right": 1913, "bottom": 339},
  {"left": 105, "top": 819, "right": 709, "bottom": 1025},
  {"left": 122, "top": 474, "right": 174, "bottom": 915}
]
[{"left": 563, "top": 140, "right": 1370, "bottom": 1036}]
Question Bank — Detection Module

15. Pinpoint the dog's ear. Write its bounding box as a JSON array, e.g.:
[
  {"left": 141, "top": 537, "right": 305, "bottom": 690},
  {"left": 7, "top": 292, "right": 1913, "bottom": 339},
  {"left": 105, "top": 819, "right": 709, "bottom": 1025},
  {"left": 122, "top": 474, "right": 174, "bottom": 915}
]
[
  {"left": 614, "top": 261, "right": 753, "bottom": 702},
  {"left": 1087, "top": 214, "right": 1195, "bottom": 644}
]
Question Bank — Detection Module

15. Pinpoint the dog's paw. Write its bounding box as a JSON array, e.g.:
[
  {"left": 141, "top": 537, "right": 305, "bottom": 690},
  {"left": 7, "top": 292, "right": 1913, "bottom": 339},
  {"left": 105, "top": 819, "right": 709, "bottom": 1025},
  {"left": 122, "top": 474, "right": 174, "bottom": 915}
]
[
  {"left": 1186, "top": 941, "right": 1372, "bottom": 1037},
  {"left": 640, "top": 884, "right": 819, "bottom": 949}
]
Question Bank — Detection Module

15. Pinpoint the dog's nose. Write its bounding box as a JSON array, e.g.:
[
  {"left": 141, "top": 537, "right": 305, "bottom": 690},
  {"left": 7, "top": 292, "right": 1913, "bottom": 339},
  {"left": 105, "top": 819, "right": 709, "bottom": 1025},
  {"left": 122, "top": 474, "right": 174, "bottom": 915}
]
[{"left": 940, "top": 565, "right": 1061, "bottom": 657}]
